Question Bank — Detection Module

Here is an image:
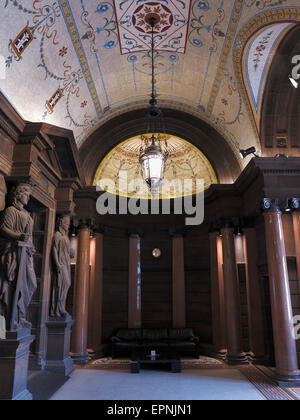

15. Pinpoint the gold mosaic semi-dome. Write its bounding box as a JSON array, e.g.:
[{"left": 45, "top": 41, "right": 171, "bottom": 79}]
[{"left": 93, "top": 134, "right": 217, "bottom": 199}]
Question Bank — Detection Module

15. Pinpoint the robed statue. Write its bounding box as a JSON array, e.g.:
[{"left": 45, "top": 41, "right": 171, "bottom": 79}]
[
  {"left": 0, "top": 183, "right": 37, "bottom": 331},
  {"left": 50, "top": 215, "right": 75, "bottom": 318}
]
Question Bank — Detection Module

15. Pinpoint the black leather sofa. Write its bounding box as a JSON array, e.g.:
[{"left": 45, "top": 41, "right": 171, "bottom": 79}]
[{"left": 111, "top": 328, "right": 200, "bottom": 358}]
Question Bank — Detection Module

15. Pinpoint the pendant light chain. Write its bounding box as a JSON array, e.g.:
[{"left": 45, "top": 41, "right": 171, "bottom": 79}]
[
  {"left": 139, "top": 16, "right": 169, "bottom": 195},
  {"left": 151, "top": 18, "right": 155, "bottom": 106}
]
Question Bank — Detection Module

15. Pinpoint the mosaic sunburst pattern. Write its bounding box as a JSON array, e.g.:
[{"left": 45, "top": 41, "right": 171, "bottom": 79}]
[{"left": 93, "top": 134, "right": 217, "bottom": 199}]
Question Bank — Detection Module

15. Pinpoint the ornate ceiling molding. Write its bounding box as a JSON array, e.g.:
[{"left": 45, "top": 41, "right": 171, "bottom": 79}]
[
  {"left": 59, "top": 0, "right": 103, "bottom": 119},
  {"left": 206, "top": 0, "right": 244, "bottom": 117}
]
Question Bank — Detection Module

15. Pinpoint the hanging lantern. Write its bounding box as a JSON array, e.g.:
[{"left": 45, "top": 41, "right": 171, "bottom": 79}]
[
  {"left": 139, "top": 135, "right": 167, "bottom": 194},
  {"left": 139, "top": 16, "right": 169, "bottom": 196}
]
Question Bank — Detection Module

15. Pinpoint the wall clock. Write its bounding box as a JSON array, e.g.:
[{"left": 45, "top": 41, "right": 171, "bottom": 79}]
[{"left": 152, "top": 248, "right": 161, "bottom": 258}]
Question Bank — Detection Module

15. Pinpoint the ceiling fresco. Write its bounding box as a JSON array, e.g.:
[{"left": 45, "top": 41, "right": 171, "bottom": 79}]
[
  {"left": 0, "top": 0, "right": 299, "bottom": 168},
  {"left": 93, "top": 134, "right": 217, "bottom": 198},
  {"left": 114, "top": 0, "right": 192, "bottom": 54}
]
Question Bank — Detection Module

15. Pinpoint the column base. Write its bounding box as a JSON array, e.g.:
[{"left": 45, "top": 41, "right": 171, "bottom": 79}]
[
  {"left": 209, "top": 350, "right": 227, "bottom": 360},
  {"left": 226, "top": 353, "right": 249, "bottom": 365},
  {"left": 246, "top": 352, "right": 268, "bottom": 365},
  {"left": 0, "top": 327, "right": 35, "bottom": 400},
  {"left": 45, "top": 316, "right": 74, "bottom": 376},
  {"left": 71, "top": 353, "right": 89, "bottom": 365},
  {"left": 88, "top": 344, "right": 110, "bottom": 360},
  {"left": 275, "top": 371, "right": 300, "bottom": 387}
]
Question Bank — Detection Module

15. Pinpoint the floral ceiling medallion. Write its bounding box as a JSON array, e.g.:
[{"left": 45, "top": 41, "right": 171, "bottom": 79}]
[
  {"left": 114, "top": 0, "right": 191, "bottom": 54},
  {"left": 132, "top": 3, "right": 173, "bottom": 34}
]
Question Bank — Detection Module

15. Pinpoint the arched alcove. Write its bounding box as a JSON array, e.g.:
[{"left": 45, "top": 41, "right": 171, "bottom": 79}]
[
  {"left": 261, "top": 24, "right": 300, "bottom": 156},
  {"left": 79, "top": 107, "right": 241, "bottom": 187},
  {"left": 93, "top": 134, "right": 218, "bottom": 199}
]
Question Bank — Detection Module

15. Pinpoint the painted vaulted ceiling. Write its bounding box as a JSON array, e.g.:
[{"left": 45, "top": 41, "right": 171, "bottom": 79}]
[{"left": 0, "top": 0, "right": 299, "bottom": 167}]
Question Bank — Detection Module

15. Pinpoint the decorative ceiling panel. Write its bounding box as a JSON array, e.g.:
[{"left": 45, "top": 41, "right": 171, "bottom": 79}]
[
  {"left": 0, "top": 0, "right": 299, "bottom": 167},
  {"left": 114, "top": 0, "right": 191, "bottom": 54}
]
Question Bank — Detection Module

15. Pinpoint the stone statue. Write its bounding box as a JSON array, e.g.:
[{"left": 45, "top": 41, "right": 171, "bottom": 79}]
[
  {"left": 50, "top": 215, "right": 75, "bottom": 318},
  {"left": 0, "top": 183, "right": 37, "bottom": 331}
]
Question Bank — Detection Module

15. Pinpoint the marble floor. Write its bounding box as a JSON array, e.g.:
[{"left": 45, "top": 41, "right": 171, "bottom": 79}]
[{"left": 50, "top": 368, "right": 266, "bottom": 401}]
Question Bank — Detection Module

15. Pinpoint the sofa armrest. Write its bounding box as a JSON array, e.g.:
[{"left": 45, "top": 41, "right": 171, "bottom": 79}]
[
  {"left": 111, "top": 336, "right": 121, "bottom": 343},
  {"left": 189, "top": 336, "right": 199, "bottom": 344}
]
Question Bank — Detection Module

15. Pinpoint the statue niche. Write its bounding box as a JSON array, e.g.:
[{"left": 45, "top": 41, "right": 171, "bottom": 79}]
[
  {"left": 50, "top": 215, "right": 75, "bottom": 318},
  {"left": 0, "top": 183, "right": 37, "bottom": 331}
]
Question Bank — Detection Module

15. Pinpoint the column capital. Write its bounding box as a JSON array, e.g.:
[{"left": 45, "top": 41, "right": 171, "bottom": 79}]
[
  {"left": 289, "top": 198, "right": 300, "bottom": 212},
  {"left": 220, "top": 216, "right": 244, "bottom": 230},
  {"left": 128, "top": 228, "right": 142, "bottom": 238},
  {"left": 78, "top": 219, "right": 92, "bottom": 230},
  {"left": 94, "top": 224, "right": 106, "bottom": 234},
  {"left": 169, "top": 227, "right": 185, "bottom": 238},
  {"left": 261, "top": 198, "right": 281, "bottom": 213},
  {"left": 209, "top": 220, "right": 222, "bottom": 233},
  {"left": 242, "top": 217, "right": 256, "bottom": 229}
]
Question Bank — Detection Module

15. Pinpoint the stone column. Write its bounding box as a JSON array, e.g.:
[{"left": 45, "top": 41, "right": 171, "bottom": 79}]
[
  {"left": 71, "top": 221, "right": 90, "bottom": 364},
  {"left": 243, "top": 227, "right": 265, "bottom": 361},
  {"left": 209, "top": 231, "right": 226, "bottom": 358},
  {"left": 221, "top": 224, "right": 247, "bottom": 365},
  {"left": 128, "top": 234, "right": 142, "bottom": 329},
  {"left": 88, "top": 228, "right": 104, "bottom": 356},
  {"left": 172, "top": 233, "right": 186, "bottom": 329},
  {"left": 291, "top": 199, "right": 300, "bottom": 292},
  {"left": 263, "top": 198, "right": 300, "bottom": 385}
]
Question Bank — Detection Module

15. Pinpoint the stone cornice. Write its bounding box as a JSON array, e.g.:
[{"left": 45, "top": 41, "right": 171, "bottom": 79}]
[{"left": 56, "top": 177, "right": 82, "bottom": 191}]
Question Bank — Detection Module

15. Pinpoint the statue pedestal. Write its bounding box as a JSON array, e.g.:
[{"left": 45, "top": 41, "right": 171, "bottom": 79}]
[
  {"left": 0, "top": 328, "right": 35, "bottom": 400},
  {"left": 45, "top": 315, "right": 74, "bottom": 376}
]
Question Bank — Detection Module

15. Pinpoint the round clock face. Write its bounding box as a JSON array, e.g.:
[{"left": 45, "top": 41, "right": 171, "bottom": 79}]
[{"left": 152, "top": 248, "right": 161, "bottom": 258}]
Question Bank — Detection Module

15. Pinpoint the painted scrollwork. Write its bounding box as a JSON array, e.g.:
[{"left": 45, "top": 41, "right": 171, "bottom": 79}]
[
  {"left": 246, "top": 0, "right": 287, "bottom": 9},
  {"left": 217, "top": 70, "right": 243, "bottom": 126},
  {"left": 81, "top": 2, "right": 118, "bottom": 53},
  {"left": 188, "top": 0, "right": 225, "bottom": 51}
]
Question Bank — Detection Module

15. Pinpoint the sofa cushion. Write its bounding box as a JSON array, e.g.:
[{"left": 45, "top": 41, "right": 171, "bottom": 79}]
[
  {"left": 168, "top": 328, "right": 195, "bottom": 341},
  {"left": 115, "top": 341, "right": 141, "bottom": 348},
  {"left": 141, "top": 342, "right": 168, "bottom": 348},
  {"left": 169, "top": 342, "right": 196, "bottom": 349},
  {"left": 115, "top": 329, "right": 142, "bottom": 341},
  {"left": 143, "top": 329, "right": 168, "bottom": 341}
]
